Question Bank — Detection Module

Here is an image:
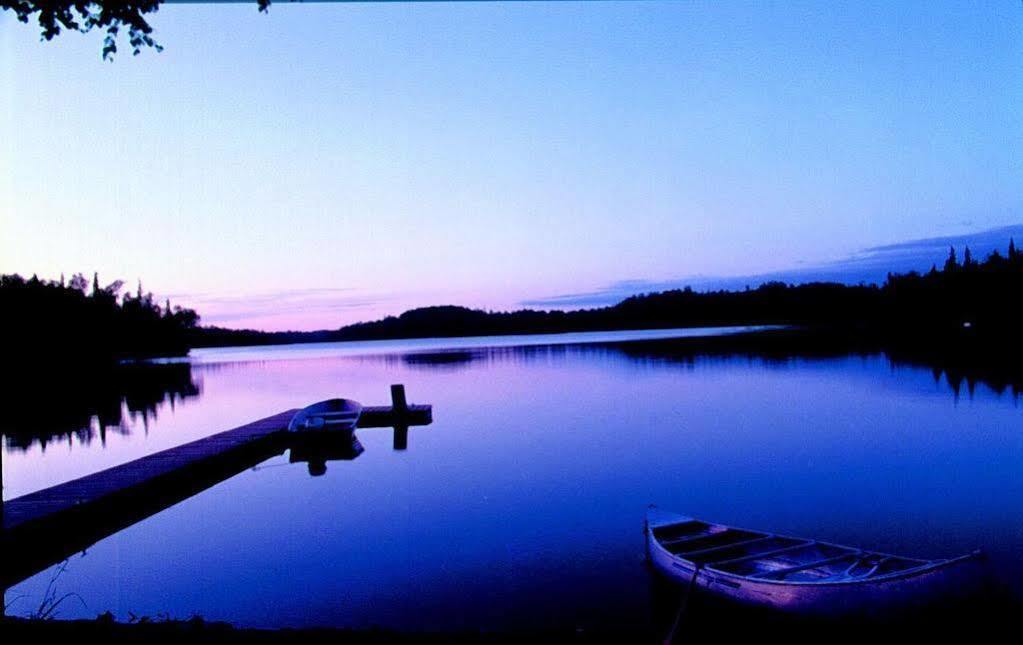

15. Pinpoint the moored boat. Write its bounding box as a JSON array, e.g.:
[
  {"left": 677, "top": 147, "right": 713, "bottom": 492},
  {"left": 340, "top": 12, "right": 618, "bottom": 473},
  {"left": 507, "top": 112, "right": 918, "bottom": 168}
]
[
  {"left": 288, "top": 398, "right": 363, "bottom": 433},
  {"left": 646, "top": 507, "right": 983, "bottom": 616}
]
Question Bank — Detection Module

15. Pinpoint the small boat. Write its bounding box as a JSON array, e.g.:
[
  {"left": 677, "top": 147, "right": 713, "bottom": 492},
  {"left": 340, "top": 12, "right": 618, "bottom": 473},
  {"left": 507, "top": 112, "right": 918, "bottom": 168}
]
[
  {"left": 646, "top": 507, "right": 983, "bottom": 616},
  {"left": 287, "top": 398, "right": 363, "bottom": 433}
]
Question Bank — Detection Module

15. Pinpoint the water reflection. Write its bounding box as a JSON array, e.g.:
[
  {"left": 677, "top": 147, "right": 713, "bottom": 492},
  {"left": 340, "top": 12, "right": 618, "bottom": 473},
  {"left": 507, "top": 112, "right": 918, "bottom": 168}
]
[
  {"left": 2, "top": 423, "right": 398, "bottom": 589},
  {"left": 3, "top": 333, "right": 1017, "bottom": 458},
  {"left": 289, "top": 432, "right": 365, "bottom": 477},
  {"left": 644, "top": 562, "right": 1013, "bottom": 640},
  {"left": 1, "top": 363, "right": 201, "bottom": 451},
  {"left": 5, "top": 334, "right": 1018, "bottom": 455},
  {"left": 5, "top": 330, "right": 1022, "bottom": 633},
  {"left": 380, "top": 335, "right": 1023, "bottom": 402}
]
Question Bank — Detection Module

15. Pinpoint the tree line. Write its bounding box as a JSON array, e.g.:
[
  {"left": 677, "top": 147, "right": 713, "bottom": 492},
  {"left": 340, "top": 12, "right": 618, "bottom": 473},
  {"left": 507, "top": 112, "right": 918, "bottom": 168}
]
[
  {"left": 194, "top": 239, "right": 1023, "bottom": 347},
  {"left": 5, "top": 239, "right": 1020, "bottom": 358},
  {"left": 0, "top": 272, "right": 199, "bottom": 362}
]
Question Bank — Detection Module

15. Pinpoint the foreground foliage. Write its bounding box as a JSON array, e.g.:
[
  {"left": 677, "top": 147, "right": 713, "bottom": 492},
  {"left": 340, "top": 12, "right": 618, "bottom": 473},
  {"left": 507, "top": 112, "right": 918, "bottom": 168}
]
[{"left": 1, "top": 1, "right": 270, "bottom": 59}]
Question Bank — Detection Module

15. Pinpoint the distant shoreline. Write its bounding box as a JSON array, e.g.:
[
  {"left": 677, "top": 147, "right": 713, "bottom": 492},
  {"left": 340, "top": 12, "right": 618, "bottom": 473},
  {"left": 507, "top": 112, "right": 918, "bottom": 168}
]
[
  {"left": 177, "top": 324, "right": 784, "bottom": 362},
  {"left": 7, "top": 239, "right": 1022, "bottom": 362},
  {"left": 192, "top": 241, "right": 1023, "bottom": 352},
  {"left": 181, "top": 323, "right": 1023, "bottom": 402}
]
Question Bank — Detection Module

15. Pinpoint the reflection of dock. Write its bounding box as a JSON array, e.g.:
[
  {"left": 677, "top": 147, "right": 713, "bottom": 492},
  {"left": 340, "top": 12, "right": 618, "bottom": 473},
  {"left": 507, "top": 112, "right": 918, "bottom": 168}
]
[{"left": 1, "top": 385, "right": 431, "bottom": 589}]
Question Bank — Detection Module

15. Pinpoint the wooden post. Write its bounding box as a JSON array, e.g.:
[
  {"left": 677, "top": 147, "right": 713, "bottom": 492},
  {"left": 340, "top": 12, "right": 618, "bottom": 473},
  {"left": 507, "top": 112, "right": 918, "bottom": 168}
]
[
  {"left": 393, "top": 426, "right": 409, "bottom": 451},
  {"left": 390, "top": 384, "right": 409, "bottom": 451},
  {"left": 390, "top": 384, "right": 408, "bottom": 415}
]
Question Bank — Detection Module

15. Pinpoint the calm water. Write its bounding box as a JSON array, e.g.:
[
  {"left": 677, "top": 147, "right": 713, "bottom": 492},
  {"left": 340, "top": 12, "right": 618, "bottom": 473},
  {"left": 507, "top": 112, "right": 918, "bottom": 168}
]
[{"left": 4, "top": 327, "right": 1022, "bottom": 631}]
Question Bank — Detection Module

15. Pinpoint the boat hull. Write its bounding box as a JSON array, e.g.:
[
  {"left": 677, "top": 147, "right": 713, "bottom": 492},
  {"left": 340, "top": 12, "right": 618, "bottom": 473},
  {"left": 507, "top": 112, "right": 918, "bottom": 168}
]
[
  {"left": 645, "top": 510, "right": 983, "bottom": 617},
  {"left": 288, "top": 398, "right": 363, "bottom": 433}
]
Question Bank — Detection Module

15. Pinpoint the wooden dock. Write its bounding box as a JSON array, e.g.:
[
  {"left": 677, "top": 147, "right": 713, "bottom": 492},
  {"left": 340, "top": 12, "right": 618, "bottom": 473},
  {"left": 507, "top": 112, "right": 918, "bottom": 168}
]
[
  {"left": 1, "top": 385, "right": 431, "bottom": 589},
  {"left": 359, "top": 404, "right": 432, "bottom": 428}
]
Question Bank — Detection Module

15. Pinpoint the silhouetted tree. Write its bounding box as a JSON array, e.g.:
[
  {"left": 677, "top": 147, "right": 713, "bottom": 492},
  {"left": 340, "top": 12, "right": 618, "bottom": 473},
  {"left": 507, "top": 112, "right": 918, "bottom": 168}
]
[
  {"left": 1, "top": 1, "right": 271, "bottom": 59},
  {"left": 943, "top": 246, "right": 959, "bottom": 273},
  {"left": 105, "top": 279, "right": 125, "bottom": 297},
  {"left": 68, "top": 272, "right": 88, "bottom": 292},
  {"left": 1, "top": 271, "right": 200, "bottom": 361}
]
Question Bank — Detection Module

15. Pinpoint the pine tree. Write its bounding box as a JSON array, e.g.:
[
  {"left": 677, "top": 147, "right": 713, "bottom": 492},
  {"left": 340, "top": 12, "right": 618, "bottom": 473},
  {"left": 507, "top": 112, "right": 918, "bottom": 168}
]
[
  {"left": 943, "top": 246, "right": 958, "bottom": 272},
  {"left": 963, "top": 246, "right": 974, "bottom": 268},
  {"left": 1010, "top": 238, "right": 1018, "bottom": 260},
  {"left": 92, "top": 272, "right": 100, "bottom": 296}
]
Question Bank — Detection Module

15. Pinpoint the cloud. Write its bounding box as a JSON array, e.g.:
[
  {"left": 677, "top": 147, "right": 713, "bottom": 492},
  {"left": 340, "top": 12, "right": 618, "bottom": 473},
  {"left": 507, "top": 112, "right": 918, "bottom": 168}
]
[{"left": 522, "top": 224, "right": 1023, "bottom": 309}]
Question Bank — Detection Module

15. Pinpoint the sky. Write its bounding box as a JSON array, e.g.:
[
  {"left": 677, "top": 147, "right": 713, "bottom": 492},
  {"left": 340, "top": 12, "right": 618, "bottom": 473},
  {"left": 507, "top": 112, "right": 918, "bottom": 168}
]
[{"left": 2, "top": 1, "right": 1021, "bottom": 330}]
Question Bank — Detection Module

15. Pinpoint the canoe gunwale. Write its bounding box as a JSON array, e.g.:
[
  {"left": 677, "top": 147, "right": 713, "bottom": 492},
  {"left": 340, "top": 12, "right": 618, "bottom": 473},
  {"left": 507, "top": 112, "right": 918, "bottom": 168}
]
[
  {"left": 287, "top": 398, "right": 364, "bottom": 433},
  {"left": 646, "top": 510, "right": 982, "bottom": 588}
]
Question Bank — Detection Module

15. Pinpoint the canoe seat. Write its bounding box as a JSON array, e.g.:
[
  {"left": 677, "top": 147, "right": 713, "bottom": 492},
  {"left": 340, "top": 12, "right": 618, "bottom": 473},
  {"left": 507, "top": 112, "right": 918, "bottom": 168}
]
[
  {"left": 755, "top": 554, "right": 861, "bottom": 581},
  {"left": 688, "top": 536, "right": 805, "bottom": 565},
  {"left": 651, "top": 520, "right": 715, "bottom": 543},
  {"left": 712, "top": 543, "right": 850, "bottom": 577},
  {"left": 665, "top": 529, "right": 765, "bottom": 555}
]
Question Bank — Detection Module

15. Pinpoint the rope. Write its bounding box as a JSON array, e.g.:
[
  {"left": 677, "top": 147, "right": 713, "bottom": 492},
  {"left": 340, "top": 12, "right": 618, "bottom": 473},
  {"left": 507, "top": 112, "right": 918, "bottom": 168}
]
[{"left": 663, "top": 564, "right": 702, "bottom": 645}]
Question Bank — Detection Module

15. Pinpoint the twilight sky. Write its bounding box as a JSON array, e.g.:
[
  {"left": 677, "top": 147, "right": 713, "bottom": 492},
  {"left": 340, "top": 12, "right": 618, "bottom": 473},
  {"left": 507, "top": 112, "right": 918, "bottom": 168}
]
[{"left": 2, "top": 2, "right": 1021, "bottom": 330}]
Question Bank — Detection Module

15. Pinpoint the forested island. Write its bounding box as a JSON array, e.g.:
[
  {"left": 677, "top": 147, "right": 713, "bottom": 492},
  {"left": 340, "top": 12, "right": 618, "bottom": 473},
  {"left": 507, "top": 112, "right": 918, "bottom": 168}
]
[{"left": 3, "top": 240, "right": 1021, "bottom": 362}]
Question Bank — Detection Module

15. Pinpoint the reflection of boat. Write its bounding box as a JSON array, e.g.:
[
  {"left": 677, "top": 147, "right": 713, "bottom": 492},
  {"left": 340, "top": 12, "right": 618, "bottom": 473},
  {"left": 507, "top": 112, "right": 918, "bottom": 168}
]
[
  {"left": 646, "top": 507, "right": 983, "bottom": 616},
  {"left": 289, "top": 432, "right": 364, "bottom": 476},
  {"left": 287, "top": 398, "right": 363, "bottom": 432}
]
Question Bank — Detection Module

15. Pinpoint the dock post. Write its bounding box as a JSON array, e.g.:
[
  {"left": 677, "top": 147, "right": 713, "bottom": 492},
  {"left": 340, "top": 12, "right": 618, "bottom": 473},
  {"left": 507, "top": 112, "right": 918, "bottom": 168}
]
[
  {"left": 390, "top": 384, "right": 410, "bottom": 451},
  {"left": 390, "top": 384, "right": 408, "bottom": 415},
  {"left": 393, "top": 427, "right": 409, "bottom": 451}
]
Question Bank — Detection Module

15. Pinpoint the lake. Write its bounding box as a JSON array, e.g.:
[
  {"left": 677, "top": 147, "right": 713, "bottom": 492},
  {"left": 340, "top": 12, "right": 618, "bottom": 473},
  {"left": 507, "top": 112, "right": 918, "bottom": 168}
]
[{"left": 3, "top": 326, "right": 1021, "bottom": 632}]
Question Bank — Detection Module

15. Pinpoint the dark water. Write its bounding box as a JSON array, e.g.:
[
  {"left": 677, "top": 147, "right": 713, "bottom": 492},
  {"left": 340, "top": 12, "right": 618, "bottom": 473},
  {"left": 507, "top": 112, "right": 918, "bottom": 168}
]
[{"left": 3, "top": 328, "right": 1021, "bottom": 632}]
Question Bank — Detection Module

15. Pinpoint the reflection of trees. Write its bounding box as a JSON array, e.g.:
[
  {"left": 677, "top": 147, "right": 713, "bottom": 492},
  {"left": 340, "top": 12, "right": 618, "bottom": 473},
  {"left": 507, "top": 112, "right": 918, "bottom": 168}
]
[
  {"left": 363, "top": 330, "right": 1022, "bottom": 402},
  {"left": 618, "top": 331, "right": 1023, "bottom": 401},
  {"left": 401, "top": 351, "right": 478, "bottom": 370},
  {"left": 1, "top": 362, "right": 201, "bottom": 451}
]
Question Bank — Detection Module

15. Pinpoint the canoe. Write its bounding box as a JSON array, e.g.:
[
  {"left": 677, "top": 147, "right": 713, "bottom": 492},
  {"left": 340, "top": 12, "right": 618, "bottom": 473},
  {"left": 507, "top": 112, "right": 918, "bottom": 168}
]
[
  {"left": 287, "top": 398, "right": 363, "bottom": 433},
  {"left": 645, "top": 507, "right": 983, "bottom": 616}
]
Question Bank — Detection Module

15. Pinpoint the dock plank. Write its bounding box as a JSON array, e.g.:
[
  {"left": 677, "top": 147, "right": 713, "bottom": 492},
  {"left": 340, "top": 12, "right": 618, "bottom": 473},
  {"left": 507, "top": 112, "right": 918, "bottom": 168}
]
[
  {"left": 2, "top": 400, "right": 432, "bottom": 588},
  {"left": 3, "top": 410, "right": 296, "bottom": 531},
  {"left": 1, "top": 410, "right": 296, "bottom": 588},
  {"left": 359, "top": 404, "right": 432, "bottom": 427}
]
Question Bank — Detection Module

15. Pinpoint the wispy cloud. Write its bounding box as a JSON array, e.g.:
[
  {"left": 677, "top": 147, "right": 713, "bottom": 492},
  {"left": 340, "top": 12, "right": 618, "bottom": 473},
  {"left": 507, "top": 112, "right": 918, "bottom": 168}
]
[
  {"left": 167, "top": 225, "right": 1023, "bottom": 327},
  {"left": 522, "top": 225, "right": 1023, "bottom": 309}
]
